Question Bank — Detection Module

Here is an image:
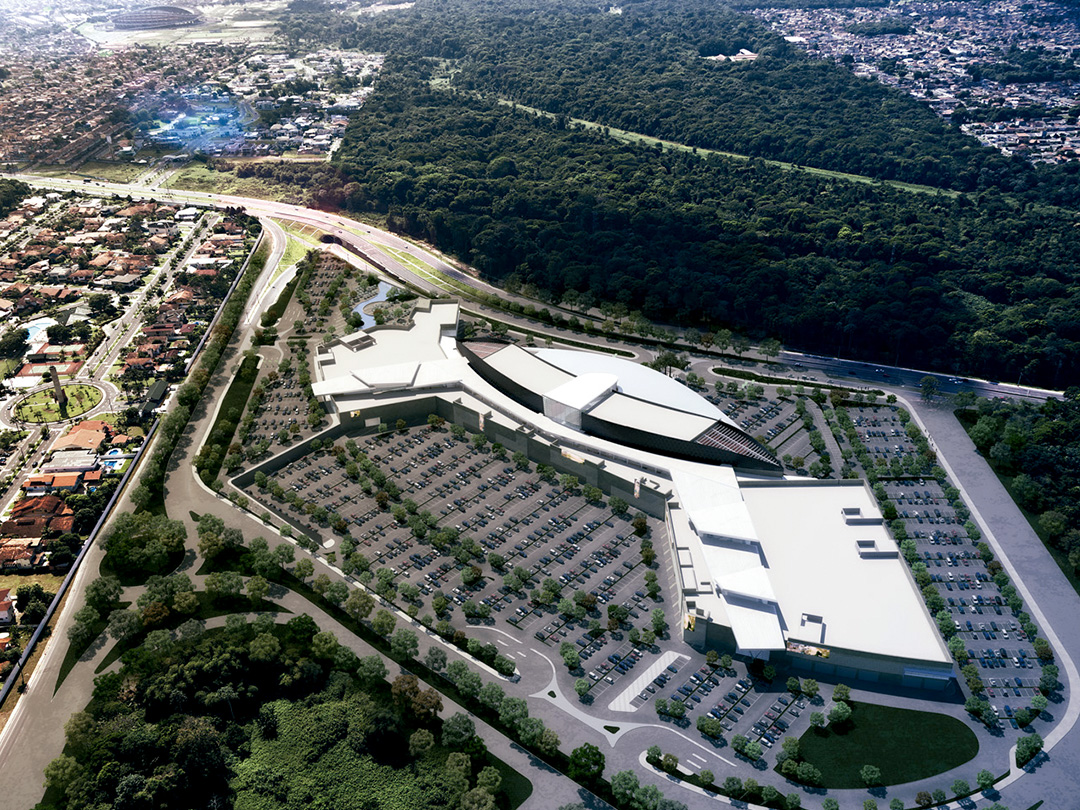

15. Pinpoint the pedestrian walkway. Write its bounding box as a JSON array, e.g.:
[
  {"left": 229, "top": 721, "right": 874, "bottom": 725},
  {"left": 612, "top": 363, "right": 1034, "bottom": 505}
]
[{"left": 608, "top": 651, "right": 688, "bottom": 713}]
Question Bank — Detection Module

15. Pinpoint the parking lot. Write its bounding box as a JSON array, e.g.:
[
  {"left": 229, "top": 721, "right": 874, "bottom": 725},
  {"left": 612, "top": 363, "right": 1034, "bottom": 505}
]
[
  {"left": 242, "top": 422, "right": 671, "bottom": 651},
  {"left": 853, "top": 413, "right": 1047, "bottom": 722},
  {"left": 702, "top": 385, "right": 824, "bottom": 472}
]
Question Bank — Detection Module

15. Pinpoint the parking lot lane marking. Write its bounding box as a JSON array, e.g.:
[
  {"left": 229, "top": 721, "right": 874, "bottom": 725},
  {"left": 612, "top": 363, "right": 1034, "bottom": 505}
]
[
  {"left": 606, "top": 650, "right": 690, "bottom": 713},
  {"left": 495, "top": 639, "right": 509, "bottom": 647},
  {"left": 471, "top": 625, "right": 523, "bottom": 644},
  {"left": 530, "top": 647, "right": 545, "bottom": 656}
]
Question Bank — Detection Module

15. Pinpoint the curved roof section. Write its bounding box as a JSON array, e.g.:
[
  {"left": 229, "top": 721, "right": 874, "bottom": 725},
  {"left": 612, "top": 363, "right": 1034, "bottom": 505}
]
[
  {"left": 545, "top": 372, "right": 618, "bottom": 411},
  {"left": 533, "top": 348, "right": 737, "bottom": 428},
  {"left": 460, "top": 340, "right": 779, "bottom": 472}
]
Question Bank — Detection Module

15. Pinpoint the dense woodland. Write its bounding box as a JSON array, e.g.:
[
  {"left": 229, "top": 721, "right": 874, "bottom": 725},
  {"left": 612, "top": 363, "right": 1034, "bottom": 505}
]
[
  {"left": 313, "top": 74, "right": 1079, "bottom": 386},
  {"left": 229, "top": 0, "right": 1080, "bottom": 386},
  {"left": 963, "top": 390, "right": 1080, "bottom": 574},
  {"left": 282, "top": 0, "right": 1080, "bottom": 201},
  {"left": 36, "top": 618, "right": 510, "bottom": 810}
]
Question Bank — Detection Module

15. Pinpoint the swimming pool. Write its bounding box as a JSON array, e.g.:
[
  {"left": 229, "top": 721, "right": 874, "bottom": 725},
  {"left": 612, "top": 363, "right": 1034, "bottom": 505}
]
[{"left": 22, "top": 317, "right": 58, "bottom": 345}]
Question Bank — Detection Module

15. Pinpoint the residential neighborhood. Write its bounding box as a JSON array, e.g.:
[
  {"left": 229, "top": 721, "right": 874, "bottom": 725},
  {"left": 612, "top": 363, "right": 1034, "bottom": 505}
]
[
  {"left": 755, "top": 0, "right": 1080, "bottom": 162},
  {"left": 0, "top": 185, "right": 258, "bottom": 627}
]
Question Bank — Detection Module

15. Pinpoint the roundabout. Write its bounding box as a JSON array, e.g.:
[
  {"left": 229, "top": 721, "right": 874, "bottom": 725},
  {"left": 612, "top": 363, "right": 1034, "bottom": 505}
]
[{"left": 11, "top": 383, "right": 106, "bottom": 424}]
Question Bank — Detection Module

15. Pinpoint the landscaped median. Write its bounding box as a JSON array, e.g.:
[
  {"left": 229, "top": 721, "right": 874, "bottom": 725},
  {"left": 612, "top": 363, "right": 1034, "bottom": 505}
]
[{"left": 129, "top": 224, "right": 270, "bottom": 514}]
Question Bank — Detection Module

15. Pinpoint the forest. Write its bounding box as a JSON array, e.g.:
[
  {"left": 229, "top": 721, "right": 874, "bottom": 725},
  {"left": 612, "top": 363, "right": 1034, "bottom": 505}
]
[
  {"left": 36, "top": 616, "right": 516, "bottom": 810},
  {"left": 279, "top": 0, "right": 1080, "bottom": 201},
  {"left": 315, "top": 73, "right": 1080, "bottom": 386},
  {"left": 962, "top": 390, "right": 1080, "bottom": 580}
]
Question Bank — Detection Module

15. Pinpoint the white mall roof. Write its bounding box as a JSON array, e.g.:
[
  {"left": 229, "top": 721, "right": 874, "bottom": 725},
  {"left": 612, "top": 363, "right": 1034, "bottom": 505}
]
[
  {"left": 673, "top": 466, "right": 949, "bottom": 663},
  {"left": 724, "top": 599, "right": 787, "bottom": 652},
  {"left": 740, "top": 481, "right": 950, "bottom": 663},
  {"left": 534, "top": 348, "right": 734, "bottom": 425},
  {"left": 673, "top": 467, "right": 757, "bottom": 543},
  {"left": 545, "top": 372, "right": 618, "bottom": 411},
  {"left": 587, "top": 393, "right": 717, "bottom": 441},
  {"left": 485, "top": 344, "right": 572, "bottom": 393}
]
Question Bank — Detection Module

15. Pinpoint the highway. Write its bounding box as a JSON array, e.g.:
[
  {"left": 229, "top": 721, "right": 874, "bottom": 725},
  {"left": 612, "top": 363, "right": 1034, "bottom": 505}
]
[{"left": 15, "top": 173, "right": 1063, "bottom": 406}]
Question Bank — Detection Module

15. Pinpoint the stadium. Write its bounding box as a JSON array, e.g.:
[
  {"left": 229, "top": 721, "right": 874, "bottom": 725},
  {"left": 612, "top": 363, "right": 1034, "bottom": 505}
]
[
  {"left": 304, "top": 300, "right": 954, "bottom": 688},
  {"left": 110, "top": 6, "right": 201, "bottom": 30}
]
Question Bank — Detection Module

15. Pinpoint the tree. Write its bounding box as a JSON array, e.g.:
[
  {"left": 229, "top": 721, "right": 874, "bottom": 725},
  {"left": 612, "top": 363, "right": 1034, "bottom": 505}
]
[
  {"left": 860, "top": 764, "right": 882, "bottom": 786},
  {"left": 311, "top": 631, "right": 339, "bottom": 659},
  {"left": 810, "top": 711, "right": 826, "bottom": 728},
  {"left": 498, "top": 697, "right": 529, "bottom": 730},
  {"left": 823, "top": 801, "right": 840, "bottom": 810},
  {"left": 294, "top": 558, "right": 314, "bottom": 581},
  {"left": 611, "top": 770, "right": 640, "bottom": 805},
  {"left": 661, "top": 752, "right": 679, "bottom": 773},
  {"left": 609, "top": 496, "right": 628, "bottom": 515},
  {"left": 1032, "top": 693, "right": 1049, "bottom": 713},
  {"left": 478, "top": 681, "right": 506, "bottom": 712},
  {"left": 424, "top": 646, "right": 447, "bottom": 671},
  {"left": 249, "top": 633, "right": 281, "bottom": 662},
  {"left": 976, "top": 769, "right": 995, "bottom": 791},
  {"left": 390, "top": 628, "right": 419, "bottom": 660},
  {"left": 538, "top": 725, "right": 561, "bottom": 757},
  {"left": 441, "top": 711, "right": 477, "bottom": 748},
  {"left": 786, "top": 676, "right": 801, "bottom": 694},
  {"left": 245, "top": 575, "right": 269, "bottom": 605},
  {"left": 915, "top": 791, "right": 933, "bottom": 808},
  {"left": 650, "top": 608, "right": 666, "bottom": 636},
  {"left": 107, "top": 609, "right": 141, "bottom": 641},
  {"left": 575, "top": 678, "right": 590, "bottom": 697},
  {"left": 371, "top": 609, "right": 396, "bottom": 637},
  {"left": 205, "top": 571, "right": 242, "bottom": 601},
  {"left": 802, "top": 678, "right": 819, "bottom": 699},
  {"left": 920, "top": 375, "right": 940, "bottom": 401},
  {"left": 952, "top": 779, "right": 970, "bottom": 797},
  {"left": 356, "top": 654, "right": 387, "bottom": 685},
  {"left": 412, "top": 688, "right": 443, "bottom": 721},
  {"left": 567, "top": 743, "right": 605, "bottom": 783},
  {"left": 1016, "top": 733, "right": 1044, "bottom": 766},
  {"left": 833, "top": 683, "right": 851, "bottom": 702},
  {"left": 409, "top": 728, "right": 435, "bottom": 757},
  {"left": 829, "top": 701, "right": 852, "bottom": 724},
  {"left": 84, "top": 577, "right": 121, "bottom": 613},
  {"left": 43, "top": 754, "right": 82, "bottom": 796}
]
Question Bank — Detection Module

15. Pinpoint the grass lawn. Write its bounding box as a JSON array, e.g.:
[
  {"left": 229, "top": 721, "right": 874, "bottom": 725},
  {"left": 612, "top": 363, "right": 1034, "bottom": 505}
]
[
  {"left": 278, "top": 234, "right": 311, "bottom": 274},
  {"left": 54, "top": 600, "right": 130, "bottom": 693},
  {"left": 169, "top": 164, "right": 305, "bottom": 202},
  {"left": 77, "top": 161, "right": 145, "bottom": 183},
  {"left": 0, "top": 573, "right": 64, "bottom": 592},
  {"left": 798, "top": 701, "right": 979, "bottom": 788},
  {"left": 14, "top": 384, "right": 102, "bottom": 423},
  {"left": 261, "top": 276, "right": 299, "bottom": 328}
]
